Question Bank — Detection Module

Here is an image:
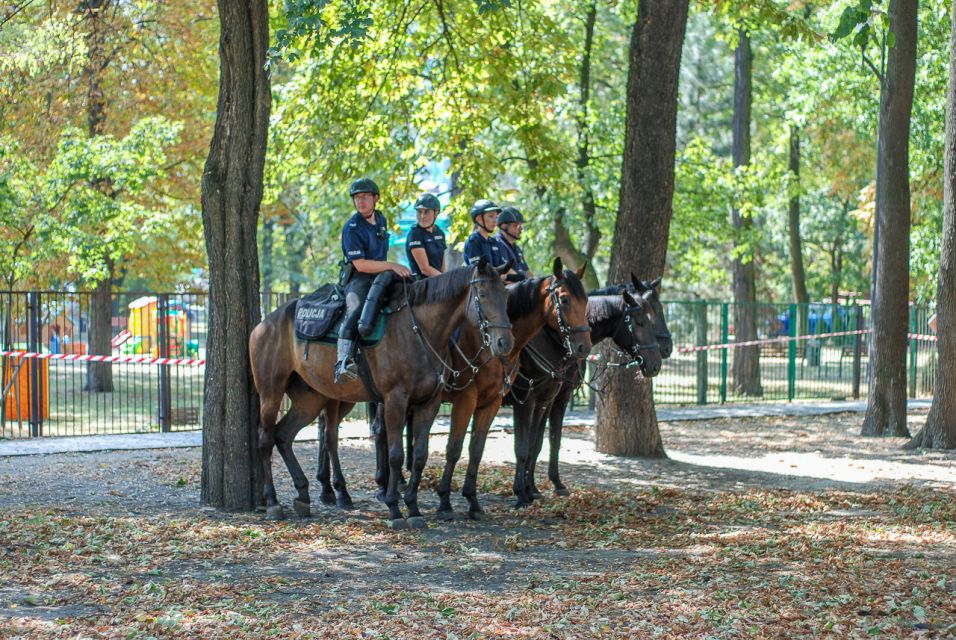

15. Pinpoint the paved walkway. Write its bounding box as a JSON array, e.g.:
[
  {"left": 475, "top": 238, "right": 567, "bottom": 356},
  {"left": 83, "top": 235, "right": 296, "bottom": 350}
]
[{"left": 0, "top": 399, "right": 932, "bottom": 458}]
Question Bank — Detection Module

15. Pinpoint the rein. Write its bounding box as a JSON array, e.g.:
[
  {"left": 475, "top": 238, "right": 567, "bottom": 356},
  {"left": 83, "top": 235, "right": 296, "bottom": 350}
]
[{"left": 403, "top": 275, "right": 510, "bottom": 392}]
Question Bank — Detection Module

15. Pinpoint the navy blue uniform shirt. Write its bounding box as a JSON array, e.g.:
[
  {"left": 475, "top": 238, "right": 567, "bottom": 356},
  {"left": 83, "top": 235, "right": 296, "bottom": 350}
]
[
  {"left": 463, "top": 230, "right": 504, "bottom": 268},
  {"left": 495, "top": 235, "right": 530, "bottom": 275},
  {"left": 342, "top": 210, "right": 389, "bottom": 263},
  {"left": 405, "top": 224, "right": 446, "bottom": 277}
]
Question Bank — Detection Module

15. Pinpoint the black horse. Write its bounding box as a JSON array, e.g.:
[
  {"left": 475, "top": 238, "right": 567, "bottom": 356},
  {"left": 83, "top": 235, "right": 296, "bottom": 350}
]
[{"left": 509, "top": 275, "right": 671, "bottom": 506}]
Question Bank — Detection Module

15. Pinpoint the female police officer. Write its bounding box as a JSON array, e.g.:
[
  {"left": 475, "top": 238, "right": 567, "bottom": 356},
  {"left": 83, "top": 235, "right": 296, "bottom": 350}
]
[
  {"left": 336, "top": 178, "right": 412, "bottom": 383},
  {"left": 405, "top": 193, "right": 446, "bottom": 278}
]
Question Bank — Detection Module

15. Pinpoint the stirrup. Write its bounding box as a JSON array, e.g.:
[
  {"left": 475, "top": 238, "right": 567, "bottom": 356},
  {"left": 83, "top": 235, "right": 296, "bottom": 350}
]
[{"left": 334, "top": 358, "right": 358, "bottom": 384}]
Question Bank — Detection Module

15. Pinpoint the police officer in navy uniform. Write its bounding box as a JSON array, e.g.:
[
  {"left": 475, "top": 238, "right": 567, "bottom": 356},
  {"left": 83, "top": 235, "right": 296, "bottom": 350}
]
[
  {"left": 405, "top": 193, "right": 446, "bottom": 278},
  {"left": 336, "top": 178, "right": 411, "bottom": 383},
  {"left": 462, "top": 199, "right": 505, "bottom": 268},
  {"left": 495, "top": 206, "right": 534, "bottom": 280}
]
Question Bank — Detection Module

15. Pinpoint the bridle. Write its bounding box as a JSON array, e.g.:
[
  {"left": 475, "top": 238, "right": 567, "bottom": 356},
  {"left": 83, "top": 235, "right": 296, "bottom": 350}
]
[
  {"left": 403, "top": 273, "right": 512, "bottom": 392},
  {"left": 546, "top": 275, "right": 590, "bottom": 360},
  {"left": 611, "top": 300, "right": 660, "bottom": 367}
]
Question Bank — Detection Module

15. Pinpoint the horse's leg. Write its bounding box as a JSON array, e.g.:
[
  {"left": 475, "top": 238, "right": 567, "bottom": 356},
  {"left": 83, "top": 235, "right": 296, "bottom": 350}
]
[
  {"left": 436, "top": 392, "right": 476, "bottom": 519},
  {"left": 460, "top": 401, "right": 501, "bottom": 520},
  {"left": 315, "top": 411, "right": 336, "bottom": 505},
  {"left": 404, "top": 395, "right": 442, "bottom": 528},
  {"left": 324, "top": 401, "right": 355, "bottom": 509},
  {"left": 547, "top": 387, "right": 573, "bottom": 497},
  {"left": 527, "top": 400, "right": 552, "bottom": 500},
  {"left": 258, "top": 394, "right": 284, "bottom": 520},
  {"left": 405, "top": 409, "right": 414, "bottom": 476},
  {"left": 383, "top": 392, "right": 410, "bottom": 528},
  {"left": 373, "top": 403, "right": 390, "bottom": 502},
  {"left": 512, "top": 395, "right": 536, "bottom": 508},
  {"left": 273, "top": 384, "right": 326, "bottom": 517}
]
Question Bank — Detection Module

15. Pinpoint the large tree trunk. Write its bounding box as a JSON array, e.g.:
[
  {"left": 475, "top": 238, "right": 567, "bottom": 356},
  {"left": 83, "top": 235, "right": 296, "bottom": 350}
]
[
  {"left": 731, "top": 31, "right": 762, "bottom": 397},
  {"left": 788, "top": 126, "right": 809, "bottom": 342},
  {"left": 861, "top": 0, "right": 917, "bottom": 438},
  {"left": 908, "top": 0, "right": 956, "bottom": 449},
  {"left": 595, "top": 0, "right": 688, "bottom": 458},
  {"left": 200, "top": 0, "right": 270, "bottom": 511},
  {"left": 261, "top": 217, "right": 274, "bottom": 293}
]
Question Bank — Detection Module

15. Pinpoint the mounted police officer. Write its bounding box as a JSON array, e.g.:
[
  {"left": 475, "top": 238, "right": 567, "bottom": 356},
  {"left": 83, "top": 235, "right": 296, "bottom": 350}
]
[
  {"left": 495, "top": 206, "right": 534, "bottom": 280},
  {"left": 405, "top": 193, "right": 446, "bottom": 278},
  {"left": 336, "top": 178, "right": 412, "bottom": 383},
  {"left": 462, "top": 199, "right": 504, "bottom": 268}
]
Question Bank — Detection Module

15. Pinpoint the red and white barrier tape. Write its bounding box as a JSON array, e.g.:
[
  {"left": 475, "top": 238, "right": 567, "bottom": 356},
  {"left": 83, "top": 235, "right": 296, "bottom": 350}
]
[{"left": 0, "top": 350, "right": 205, "bottom": 367}]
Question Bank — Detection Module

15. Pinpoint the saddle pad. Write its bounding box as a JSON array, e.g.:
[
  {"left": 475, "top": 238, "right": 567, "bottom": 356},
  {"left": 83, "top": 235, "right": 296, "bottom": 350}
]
[
  {"left": 316, "top": 307, "right": 393, "bottom": 346},
  {"left": 294, "top": 285, "right": 346, "bottom": 341}
]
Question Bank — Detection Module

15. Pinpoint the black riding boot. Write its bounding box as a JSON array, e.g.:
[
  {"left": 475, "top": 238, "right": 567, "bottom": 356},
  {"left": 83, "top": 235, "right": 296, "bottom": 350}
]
[
  {"left": 358, "top": 271, "right": 394, "bottom": 337},
  {"left": 334, "top": 337, "right": 357, "bottom": 383}
]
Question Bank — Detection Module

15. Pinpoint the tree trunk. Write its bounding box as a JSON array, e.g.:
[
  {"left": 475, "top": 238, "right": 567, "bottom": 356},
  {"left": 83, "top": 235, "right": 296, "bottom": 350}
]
[
  {"left": 85, "top": 261, "right": 114, "bottom": 393},
  {"left": 200, "top": 0, "right": 270, "bottom": 511},
  {"left": 595, "top": 0, "right": 688, "bottom": 458},
  {"left": 81, "top": 0, "right": 114, "bottom": 393},
  {"left": 861, "top": 0, "right": 917, "bottom": 438},
  {"left": 908, "top": 0, "right": 956, "bottom": 449},
  {"left": 788, "top": 126, "right": 809, "bottom": 342},
  {"left": 731, "top": 31, "right": 762, "bottom": 397}
]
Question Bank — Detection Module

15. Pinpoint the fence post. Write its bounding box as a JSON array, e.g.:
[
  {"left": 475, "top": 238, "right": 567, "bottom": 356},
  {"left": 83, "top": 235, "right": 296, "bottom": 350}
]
[
  {"left": 787, "top": 303, "right": 797, "bottom": 402},
  {"left": 852, "top": 304, "right": 863, "bottom": 400},
  {"left": 719, "top": 302, "right": 729, "bottom": 404},
  {"left": 695, "top": 301, "right": 708, "bottom": 405},
  {"left": 28, "top": 291, "right": 42, "bottom": 437},
  {"left": 908, "top": 305, "right": 918, "bottom": 399},
  {"left": 157, "top": 293, "right": 172, "bottom": 433}
]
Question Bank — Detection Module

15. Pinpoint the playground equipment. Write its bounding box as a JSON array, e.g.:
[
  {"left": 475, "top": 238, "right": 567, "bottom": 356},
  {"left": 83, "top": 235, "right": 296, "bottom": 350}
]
[{"left": 119, "top": 296, "right": 199, "bottom": 358}]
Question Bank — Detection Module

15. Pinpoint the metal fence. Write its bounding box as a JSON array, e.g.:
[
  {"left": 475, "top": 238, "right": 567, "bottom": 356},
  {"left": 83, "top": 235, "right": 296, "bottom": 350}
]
[{"left": 0, "top": 291, "right": 939, "bottom": 438}]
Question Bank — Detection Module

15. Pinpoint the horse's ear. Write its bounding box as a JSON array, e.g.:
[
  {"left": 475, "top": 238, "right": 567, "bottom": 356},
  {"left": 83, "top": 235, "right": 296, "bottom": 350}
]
[
  {"left": 495, "top": 259, "right": 514, "bottom": 276},
  {"left": 477, "top": 256, "right": 488, "bottom": 272},
  {"left": 630, "top": 272, "right": 644, "bottom": 292},
  {"left": 553, "top": 257, "right": 563, "bottom": 278},
  {"left": 575, "top": 262, "right": 587, "bottom": 280},
  {"left": 649, "top": 276, "right": 662, "bottom": 290},
  {"left": 622, "top": 289, "right": 638, "bottom": 307}
]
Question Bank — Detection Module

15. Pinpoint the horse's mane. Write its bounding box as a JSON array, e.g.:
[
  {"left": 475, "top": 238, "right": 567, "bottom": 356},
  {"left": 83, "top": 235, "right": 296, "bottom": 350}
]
[
  {"left": 588, "top": 283, "right": 629, "bottom": 297},
  {"left": 586, "top": 295, "right": 623, "bottom": 325},
  {"left": 506, "top": 277, "right": 545, "bottom": 321},
  {"left": 395, "top": 264, "right": 477, "bottom": 307}
]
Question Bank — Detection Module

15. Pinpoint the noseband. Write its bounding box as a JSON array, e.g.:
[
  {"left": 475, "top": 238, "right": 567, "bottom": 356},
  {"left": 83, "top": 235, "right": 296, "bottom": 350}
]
[
  {"left": 546, "top": 276, "right": 590, "bottom": 360},
  {"left": 470, "top": 276, "right": 512, "bottom": 348}
]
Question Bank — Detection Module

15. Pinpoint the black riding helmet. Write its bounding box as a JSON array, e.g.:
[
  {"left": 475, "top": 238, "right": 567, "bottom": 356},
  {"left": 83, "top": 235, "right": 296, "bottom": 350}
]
[
  {"left": 470, "top": 199, "right": 502, "bottom": 221},
  {"left": 349, "top": 177, "right": 380, "bottom": 197},
  {"left": 414, "top": 193, "right": 441, "bottom": 211},
  {"left": 498, "top": 207, "right": 525, "bottom": 226}
]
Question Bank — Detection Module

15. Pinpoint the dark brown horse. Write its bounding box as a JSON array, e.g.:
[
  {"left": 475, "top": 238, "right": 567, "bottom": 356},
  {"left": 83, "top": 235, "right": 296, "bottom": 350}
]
[
  {"left": 434, "top": 258, "right": 591, "bottom": 520},
  {"left": 249, "top": 259, "right": 513, "bottom": 528},
  {"left": 508, "top": 278, "right": 664, "bottom": 506}
]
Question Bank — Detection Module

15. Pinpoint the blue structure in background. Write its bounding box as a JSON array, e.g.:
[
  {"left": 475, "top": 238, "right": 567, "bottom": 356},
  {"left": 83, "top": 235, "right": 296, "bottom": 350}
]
[
  {"left": 390, "top": 160, "right": 453, "bottom": 267},
  {"left": 775, "top": 304, "right": 851, "bottom": 336}
]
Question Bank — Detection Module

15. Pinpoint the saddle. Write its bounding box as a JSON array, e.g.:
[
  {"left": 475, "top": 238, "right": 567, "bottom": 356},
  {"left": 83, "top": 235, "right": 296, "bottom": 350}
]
[{"left": 293, "top": 284, "right": 398, "bottom": 347}]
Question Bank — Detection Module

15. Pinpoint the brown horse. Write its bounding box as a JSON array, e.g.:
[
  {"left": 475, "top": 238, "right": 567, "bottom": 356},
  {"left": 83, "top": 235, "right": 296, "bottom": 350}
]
[
  {"left": 435, "top": 258, "right": 591, "bottom": 519},
  {"left": 248, "top": 259, "right": 513, "bottom": 528}
]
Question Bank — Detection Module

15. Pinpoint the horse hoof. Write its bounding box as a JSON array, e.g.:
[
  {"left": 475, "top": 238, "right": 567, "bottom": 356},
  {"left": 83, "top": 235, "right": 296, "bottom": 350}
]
[
  {"left": 407, "top": 516, "right": 428, "bottom": 529},
  {"left": 320, "top": 492, "right": 336, "bottom": 505},
  {"left": 337, "top": 496, "right": 355, "bottom": 510},
  {"left": 530, "top": 489, "right": 544, "bottom": 499},
  {"left": 554, "top": 487, "right": 571, "bottom": 497},
  {"left": 398, "top": 482, "right": 408, "bottom": 493},
  {"left": 388, "top": 518, "right": 408, "bottom": 530},
  {"left": 293, "top": 499, "right": 311, "bottom": 518},
  {"left": 436, "top": 509, "right": 455, "bottom": 521},
  {"left": 266, "top": 505, "right": 286, "bottom": 521},
  {"left": 375, "top": 489, "right": 387, "bottom": 503},
  {"left": 514, "top": 500, "right": 531, "bottom": 510},
  {"left": 468, "top": 510, "right": 486, "bottom": 521}
]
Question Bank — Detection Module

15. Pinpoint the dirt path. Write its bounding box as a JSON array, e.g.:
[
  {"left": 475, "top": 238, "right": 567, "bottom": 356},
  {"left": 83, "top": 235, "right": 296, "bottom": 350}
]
[{"left": 1, "top": 410, "right": 954, "bottom": 638}]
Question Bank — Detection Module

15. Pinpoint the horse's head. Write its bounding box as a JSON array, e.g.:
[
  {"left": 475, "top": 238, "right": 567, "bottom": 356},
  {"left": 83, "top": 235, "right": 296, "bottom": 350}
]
[
  {"left": 541, "top": 257, "right": 591, "bottom": 360},
  {"left": 631, "top": 273, "right": 672, "bottom": 359},
  {"left": 468, "top": 257, "right": 514, "bottom": 357},
  {"left": 611, "top": 288, "right": 662, "bottom": 378}
]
